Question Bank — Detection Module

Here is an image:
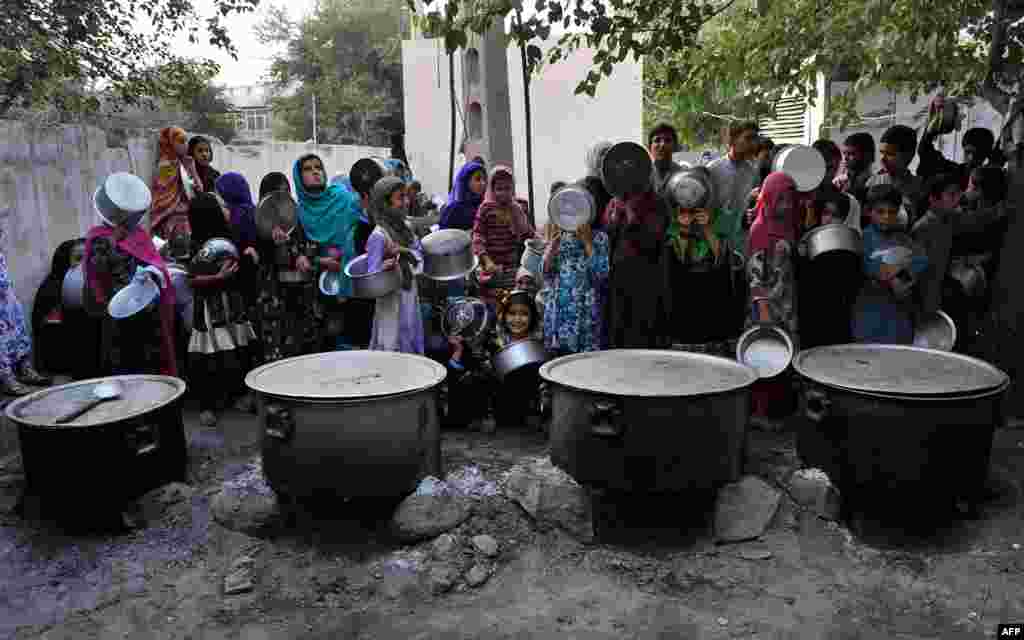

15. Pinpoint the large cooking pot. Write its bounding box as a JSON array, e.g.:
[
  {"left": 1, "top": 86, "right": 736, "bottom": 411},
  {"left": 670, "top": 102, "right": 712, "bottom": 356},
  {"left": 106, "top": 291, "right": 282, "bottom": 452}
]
[
  {"left": 801, "top": 223, "right": 863, "bottom": 261},
  {"left": 62, "top": 264, "right": 86, "bottom": 311},
  {"left": 255, "top": 190, "right": 298, "bottom": 242},
  {"left": 245, "top": 351, "right": 445, "bottom": 500},
  {"left": 548, "top": 185, "right": 596, "bottom": 231},
  {"left": 492, "top": 338, "right": 549, "bottom": 381},
  {"left": 542, "top": 350, "right": 758, "bottom": 493},
  {"left": 421, "top": 229, "right": 477, "bottom": 281},
  {"left": 794, "top": 344, "right": 1008, "bottom": 522},
  {"left": 344, "top": 254, "right": 403, "bottom": 298},
  {"left": 4, "top": 375, "right": 188, "bottom": 526},
  {"left": 600, "top": 142, "right": 654, "bottom": 198},
  {"left": 773, "top": 145, "right": 827, "bottom": 192}
]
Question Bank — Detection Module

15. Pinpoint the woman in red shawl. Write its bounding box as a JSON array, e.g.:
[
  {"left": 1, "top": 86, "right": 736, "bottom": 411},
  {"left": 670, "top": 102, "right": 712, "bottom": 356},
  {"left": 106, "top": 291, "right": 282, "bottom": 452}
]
[
  {"left": 746, "top": 171, "right": 800, "bottom": 418},
  {"left": 471, "top": 166, "right": 535, "bottom": 307},
  {"left": 151, "top": 127, "right": 203, "bottom": 242},
  {"left": 84, "top": 173, "right": 178, "bottom": 377}
]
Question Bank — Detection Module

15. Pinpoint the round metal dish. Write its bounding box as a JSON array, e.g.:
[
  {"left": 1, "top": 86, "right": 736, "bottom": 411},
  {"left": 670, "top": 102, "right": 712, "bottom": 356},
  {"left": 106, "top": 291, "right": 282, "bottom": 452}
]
[
  {"left": 344, "top": 254, "right": 402, "bottom": 299},
  {"left": 792, "top": 343, "right": 1007, "bottom": 397},
  {"left": 319, "top": 271, "right": 342, "bottom": 297},
  {"left": 492, "top": 339, "right": 549, "bottom": 381},
  {"left": 548, "top": 185, "right": 596, "bottom": 231},
  {"left": 801, "top": 223, "right": 863, "bottom": 260},
  {"left": 191, "top": 237, "right": 239, "bottom": 276},
  {"left": 108, "top": 277, "right": 160, "bottom": 319},
  {"left": 441, "top": 297, "right": 492, "bottom": 343},
  {"left": 912, "top": 309, "right": 957, "bottom": 352},
  {"left": 773, "top": 145, "right": 827, "bottom": 192},
  {"left": 736, "top": 325, "right": 795, "bottom": 378},
  {"left": 666, "top": 166, "right": 715, "bottom": 210},
  {"left": 600, "top": 142, "right": 653, "bottom": 198},
  {"left": 421, "top": 229, "right": 477, "bottom": 281},
  {"left": 255, "top": 191, "right": 298, "bottom": 241}
]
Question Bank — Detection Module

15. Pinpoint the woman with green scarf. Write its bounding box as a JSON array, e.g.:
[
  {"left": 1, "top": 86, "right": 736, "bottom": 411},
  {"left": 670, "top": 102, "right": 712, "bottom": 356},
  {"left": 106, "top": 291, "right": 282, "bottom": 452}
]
[
  {"left": 293, "top": 154, "right": 360, "bottom": 349},
  {"left": 664, "top": 167, "right": 742, "bottom": 355}
]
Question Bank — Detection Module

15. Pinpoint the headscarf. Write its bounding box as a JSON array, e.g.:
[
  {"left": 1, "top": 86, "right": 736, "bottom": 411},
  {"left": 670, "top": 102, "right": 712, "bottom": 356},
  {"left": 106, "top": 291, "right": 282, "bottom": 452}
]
[
  {"left": 188, "top": 192, "right": 236, "bottom": 253},
  {"left": 187, "top": 136, "right": 220, "bottom": 194},
  {"left": 383, "top": 158, "right": 412, "bottom": 184},
  {"left": 748, "top": 172, "right": 799, "bottom": 255},
  {"left": 585, "top": 141, "right": 613, "bottom": 178},
  {"left": 495, "top": 288, "right": 541, "bottom": 345},
  {"left": 214, "top": 172, "right": 258, "bottom": 251},
  {"left": 370, "top": 176, "right": 419, "bottom": 290},
  {"left": 151, "top": 127, "right": 201, "bottom": 239},
  {"left": 83, "top": 223, "right": 177, "bottom": 376},
  {"left": 292, "top": 155, "right": 359, "bottom": 251},
  {"left": 477, "top": 165, "right": 532, "bottom": 238},
  {"left": 258, "top": 172, "right": 291, "bottom": 201},
  {"left": 32, "top": 239, "right": 83, "bottom": 334},
  {"left": 439, "top": 161, "right": 485, "bottom": 230}
]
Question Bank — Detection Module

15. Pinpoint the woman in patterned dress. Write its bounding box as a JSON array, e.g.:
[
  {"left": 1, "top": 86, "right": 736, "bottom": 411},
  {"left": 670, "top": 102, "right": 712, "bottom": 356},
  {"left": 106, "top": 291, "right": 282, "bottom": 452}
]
[
  {"left": 150, "top": 127, "right": 203, "bottom": 242},
  {"left": 541, "top": 220, "right": 610, "bottom": 356},
  {"left": 0, "top": 244, "right": 50, "bottom": 395},
  {"left": 254, "top": 172, "right": 323, "bottom": 362},
  {"left": 186, "top": 193, "right": 257, "bottom": 427}
]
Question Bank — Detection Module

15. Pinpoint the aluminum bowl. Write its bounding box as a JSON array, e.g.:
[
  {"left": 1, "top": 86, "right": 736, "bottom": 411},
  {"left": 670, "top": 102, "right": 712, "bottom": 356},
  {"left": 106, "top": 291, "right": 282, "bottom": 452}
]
[
  {"left": 736, "top": 325, "right": 795, "bottom": 378},
  {"left": 801, "top": 223, "right": 863, "bottom": 261},
  {"left": 913, "top": 310, "right": 957, "bottom": 352},
  {"left": 344, "top": 254, "right": 402, "bottom": 299},
  {"left": 62, "top": 264, "right": 86, "bottom": 311},
  {"left": 492, "top": 339, "right": 549, "bottom": 381}
]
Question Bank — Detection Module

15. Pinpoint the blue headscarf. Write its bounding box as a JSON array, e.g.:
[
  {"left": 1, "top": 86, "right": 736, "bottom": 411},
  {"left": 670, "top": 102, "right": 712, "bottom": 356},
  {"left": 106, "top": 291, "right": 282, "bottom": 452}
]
[
  {"left": 439, "top": 161, "right": 485, "bottom": 231},
  {"left": 330, "top": 174, "right": 369, "bottom": 225},
  {"left": 294, "top": 155, "right": 359, "bottom": 296}
]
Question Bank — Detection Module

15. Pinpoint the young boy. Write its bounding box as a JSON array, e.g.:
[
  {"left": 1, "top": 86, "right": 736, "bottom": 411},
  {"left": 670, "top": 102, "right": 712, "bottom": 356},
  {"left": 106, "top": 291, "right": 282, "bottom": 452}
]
[{"left": 852, "top": 184, "right": 929, "bottom": 345}]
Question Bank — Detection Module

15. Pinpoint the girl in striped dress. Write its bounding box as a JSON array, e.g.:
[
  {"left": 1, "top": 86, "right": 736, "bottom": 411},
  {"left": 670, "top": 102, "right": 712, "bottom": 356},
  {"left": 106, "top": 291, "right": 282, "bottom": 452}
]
[{"left": 471, "top": 166, "right": 535, "bottom": 309}]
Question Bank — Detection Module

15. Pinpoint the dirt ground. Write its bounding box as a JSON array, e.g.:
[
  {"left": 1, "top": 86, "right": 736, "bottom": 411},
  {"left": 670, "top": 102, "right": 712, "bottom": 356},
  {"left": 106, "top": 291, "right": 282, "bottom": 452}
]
[{"left": 0, "top": 401, "right": 1022, "bottom": 640}]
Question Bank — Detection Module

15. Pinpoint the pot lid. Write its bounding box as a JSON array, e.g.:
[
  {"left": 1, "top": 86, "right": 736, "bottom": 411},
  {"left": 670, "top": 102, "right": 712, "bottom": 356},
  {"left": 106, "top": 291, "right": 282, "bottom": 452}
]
[
  {"left": 5, "top": 376, "right": 186, "bottom": 428},
  {"left": 548, "top": 186, "right": 596, "bottom": 231},
  {"left": 600, "top": 142, "right": 653, "bottom": 197},
  {"left": 793, "top": 344, "right": 1008, "bottom": 396},
  {"left": 245, "top": 351, "right": 446, "bottom": 400},
  {"left": 539, "top": 349, "right": 758, "bottom": 397}
]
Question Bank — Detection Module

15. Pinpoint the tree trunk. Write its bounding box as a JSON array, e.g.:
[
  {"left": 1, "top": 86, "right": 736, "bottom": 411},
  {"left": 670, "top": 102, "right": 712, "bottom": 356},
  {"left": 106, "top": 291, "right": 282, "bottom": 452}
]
[
  {"left": 449, "top": 49, "right": 457, "bottom": 193},
  {"left": 516, "top": 11, "right": 537, "bottom": 229}
]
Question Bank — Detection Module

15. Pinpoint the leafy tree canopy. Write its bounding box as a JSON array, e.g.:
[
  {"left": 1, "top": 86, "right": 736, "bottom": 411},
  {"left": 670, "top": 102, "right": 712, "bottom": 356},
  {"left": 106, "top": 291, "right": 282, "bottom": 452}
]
[
  {"left": 412, "top": 0, "right": 1024, "bottom": 127},
  {"left": 258, "top": 0, "right": 406, "bottom": 146},
  {"left": 1, "top": 0, "right": 259, "bottom": 116}
]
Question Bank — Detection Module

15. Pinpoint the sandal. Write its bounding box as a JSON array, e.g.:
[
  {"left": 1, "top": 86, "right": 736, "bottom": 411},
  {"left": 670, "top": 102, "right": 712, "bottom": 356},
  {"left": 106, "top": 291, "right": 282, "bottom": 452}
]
[
  {"left": 16, "top": 364, "right": 51, "bottom": 386},
  {"left": 0, "top": 376, "right": 34, "bottom": 396}
]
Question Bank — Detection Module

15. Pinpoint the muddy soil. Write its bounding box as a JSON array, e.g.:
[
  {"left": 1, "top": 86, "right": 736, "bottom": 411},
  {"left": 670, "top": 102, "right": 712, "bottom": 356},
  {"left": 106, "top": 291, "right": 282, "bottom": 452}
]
[{"left": 0, "top": 407, "right": 1022, "bottom": 640}]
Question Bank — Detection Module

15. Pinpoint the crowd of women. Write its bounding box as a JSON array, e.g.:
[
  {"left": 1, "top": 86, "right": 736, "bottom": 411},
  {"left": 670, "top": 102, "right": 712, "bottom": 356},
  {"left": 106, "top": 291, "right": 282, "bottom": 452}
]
[{"left": 5, "top": 108, "right": 1012, "bottom": 432}]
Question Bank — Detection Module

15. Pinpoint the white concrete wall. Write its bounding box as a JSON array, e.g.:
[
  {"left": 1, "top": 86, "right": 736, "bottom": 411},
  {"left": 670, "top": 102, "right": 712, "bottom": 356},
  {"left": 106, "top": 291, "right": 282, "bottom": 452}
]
[
  {"left": 0, "top": 119, "right": 386, "bottom": 329},
  {"left": 402, "top": 37, "right": 644, "bottom": 227}
]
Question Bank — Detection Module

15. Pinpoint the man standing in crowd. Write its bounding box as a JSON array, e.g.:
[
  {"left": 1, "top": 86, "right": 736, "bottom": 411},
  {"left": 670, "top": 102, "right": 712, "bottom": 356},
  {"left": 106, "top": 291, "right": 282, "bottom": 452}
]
[{"left": 707, "top": 120, "right": 759, "bottom": 251}]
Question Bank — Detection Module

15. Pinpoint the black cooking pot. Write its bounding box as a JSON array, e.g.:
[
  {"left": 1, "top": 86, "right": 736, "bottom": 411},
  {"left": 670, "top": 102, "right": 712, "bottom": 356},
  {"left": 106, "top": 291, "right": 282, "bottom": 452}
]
[
  {"left": 793, "top": 344, "right": 1008, "bottom": 523},
  {"left": 542, "top": 350, "right": 758, "bottom": 494}
]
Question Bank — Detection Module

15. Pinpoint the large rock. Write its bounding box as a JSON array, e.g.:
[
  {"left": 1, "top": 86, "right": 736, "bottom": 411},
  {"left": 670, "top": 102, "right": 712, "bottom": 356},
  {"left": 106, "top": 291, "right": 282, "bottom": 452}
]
[
  {"left": 210, "top": 489, "right": 281, "bottom": 532},
  {"left": 787, "top": 468, "right": 841, "bottom": 520},
  {"left": 714, "top": 475, "right": 781, "bottom": 543},
  {"left": 502, "top": 457, "right": 594, "bottom": 543},
  {"left": 390, "top": 495, "right": 473, "bottom": 543}
]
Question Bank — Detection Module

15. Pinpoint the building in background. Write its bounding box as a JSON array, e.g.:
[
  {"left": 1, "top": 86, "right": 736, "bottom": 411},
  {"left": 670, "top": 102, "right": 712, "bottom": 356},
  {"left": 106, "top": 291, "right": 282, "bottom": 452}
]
[{"left": 223, "top": 84, "right": 276, "bottom": 141}]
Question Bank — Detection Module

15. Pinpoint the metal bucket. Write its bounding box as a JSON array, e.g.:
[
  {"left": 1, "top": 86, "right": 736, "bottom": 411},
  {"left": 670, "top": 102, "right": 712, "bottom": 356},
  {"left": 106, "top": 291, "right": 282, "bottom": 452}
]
[{"left": 801, "top": 223, "right": 863, "bottom": 261}]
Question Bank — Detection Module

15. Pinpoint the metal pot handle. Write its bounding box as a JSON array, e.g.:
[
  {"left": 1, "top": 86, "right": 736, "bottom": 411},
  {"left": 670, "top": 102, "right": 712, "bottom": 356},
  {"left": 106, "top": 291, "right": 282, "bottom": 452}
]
[
  {"left": 135, "top": 422, "right": 161, "bottom": 456},
  {"left": 804, "top": 388, "right": 832, "bottom": 423},
  {"left": 265, "top": 404, "right": 296, "bottom": 442},
  {"left": 589, "top": 398, "right": 625, "bottom": 438}
]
